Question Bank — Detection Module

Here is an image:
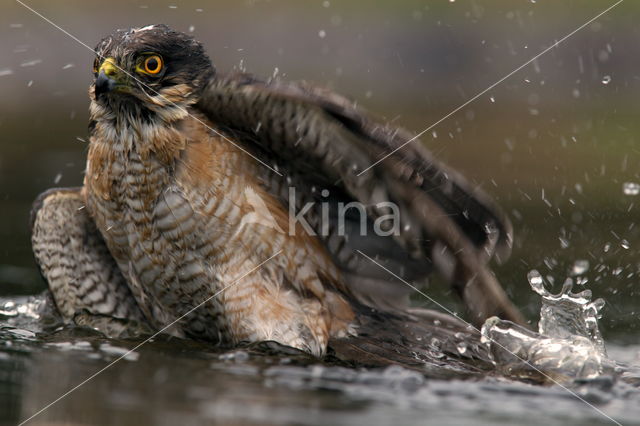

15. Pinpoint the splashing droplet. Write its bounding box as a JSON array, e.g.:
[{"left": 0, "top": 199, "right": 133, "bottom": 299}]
[
  {"left": 601, "top": 75, "right": 611, "bottom": 85},
  {"left": 571, "top": 259, "right": 589, "bottom": 276},
  {"left": 623, "top": 182, "right": 640, "bottom": 195},
  {"left": 528, "top": 270, "right": 545, "bottom": 295},
  {"left": 430, "top": 337, "right": 441, "bottom": 350}
]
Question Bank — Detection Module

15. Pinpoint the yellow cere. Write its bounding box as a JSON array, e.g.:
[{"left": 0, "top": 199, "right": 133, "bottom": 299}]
[{"left": 98, "top": 57, "right": 118, "bottom": 77}]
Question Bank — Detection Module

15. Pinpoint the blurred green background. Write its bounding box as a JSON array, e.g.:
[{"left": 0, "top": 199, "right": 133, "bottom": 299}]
[{"left": 0, "top": 0, "right": 638, "bottom": 342}]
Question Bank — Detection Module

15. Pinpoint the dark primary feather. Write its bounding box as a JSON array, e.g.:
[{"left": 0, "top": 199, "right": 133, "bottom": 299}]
[{"left": 196, "top": 72, "right": 524, "bottom": 326}]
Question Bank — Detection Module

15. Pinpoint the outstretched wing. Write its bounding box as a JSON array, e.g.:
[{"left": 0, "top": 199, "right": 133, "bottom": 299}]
[{"left": 195, "top": 72, "right": 524, "bottom": 326}]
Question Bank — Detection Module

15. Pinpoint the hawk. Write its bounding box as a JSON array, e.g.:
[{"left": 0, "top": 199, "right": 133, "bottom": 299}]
[{"left": 31, "top": 25, "right": 524, "bottom": 364}]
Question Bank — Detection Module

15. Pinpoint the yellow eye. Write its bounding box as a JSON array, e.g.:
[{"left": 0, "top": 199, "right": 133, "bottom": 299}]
[{"left": 142, "top": 55, "right": 163, "bottom": 74}]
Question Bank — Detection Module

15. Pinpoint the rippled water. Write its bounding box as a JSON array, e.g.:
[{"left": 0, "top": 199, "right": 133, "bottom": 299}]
[{"left": 1, "top": 290, "right": 639, "bottom": 426}]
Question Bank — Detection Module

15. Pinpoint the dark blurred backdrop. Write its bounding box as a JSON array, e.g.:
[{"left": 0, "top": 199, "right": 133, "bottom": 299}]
[{"left": 1, "top": 0, "right": 638, "bottom": 342}]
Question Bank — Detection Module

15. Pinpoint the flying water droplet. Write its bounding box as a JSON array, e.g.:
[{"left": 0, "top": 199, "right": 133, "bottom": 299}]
[
  {"left": 20, "top": 59, "right": 42, "bottom": 67},
  {"left": 601, "top": 75, "right": 611, "bottom": 85},
  {"left": 623, "top": 182, "right": 640, "bottom": 195},
  {"left": 571, "top": 259, "right": 589, "bottom": 276},
  {"left": 430, "top": 337, "right": 441, "bottom": 350},
  {"left": 528, "top": 270, "right": 545, "bottom": 295}
]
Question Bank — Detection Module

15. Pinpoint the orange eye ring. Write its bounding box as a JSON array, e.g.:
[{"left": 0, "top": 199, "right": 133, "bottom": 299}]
[{"left": 143, "top": 55, "right": 163, "bottom": 74}]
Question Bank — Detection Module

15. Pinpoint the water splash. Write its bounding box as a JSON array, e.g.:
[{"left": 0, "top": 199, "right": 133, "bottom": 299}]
[{"left": 481, "top": 270, "right": 608, "bottom": 382}]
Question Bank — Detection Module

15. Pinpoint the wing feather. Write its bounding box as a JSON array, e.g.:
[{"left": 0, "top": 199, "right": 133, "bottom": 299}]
[{"left": 196, "top": 72, "right": 524, "bottom": 325}]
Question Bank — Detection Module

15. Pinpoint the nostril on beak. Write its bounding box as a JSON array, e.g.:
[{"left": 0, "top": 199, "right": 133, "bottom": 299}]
[{"left": 98, "top": 58, "right": 118, "bottom": 78}]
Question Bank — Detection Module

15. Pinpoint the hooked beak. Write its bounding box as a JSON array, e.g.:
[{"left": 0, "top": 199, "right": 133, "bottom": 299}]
[{"left": 94, "top": 57, "right": 126, "bottom": 98}]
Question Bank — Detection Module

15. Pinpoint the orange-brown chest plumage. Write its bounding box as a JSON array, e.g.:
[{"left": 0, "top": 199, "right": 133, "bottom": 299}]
[{"left": 84, "top": 107, "right": 354, "bottom": 355}]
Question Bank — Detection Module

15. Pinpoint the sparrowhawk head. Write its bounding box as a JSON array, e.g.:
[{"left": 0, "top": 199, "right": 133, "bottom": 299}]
[{"left": 91, "top": 24, "right": 214, "bottom": 116}]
